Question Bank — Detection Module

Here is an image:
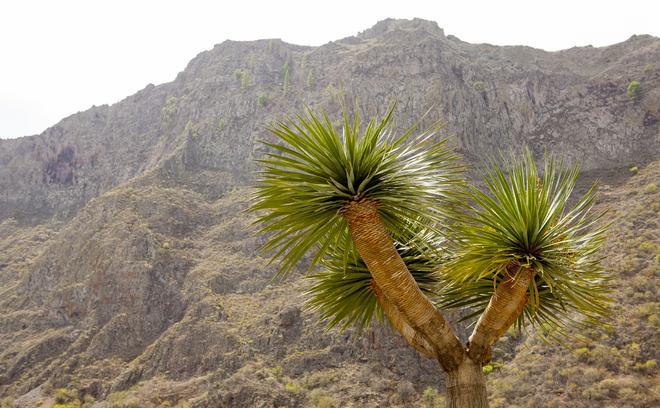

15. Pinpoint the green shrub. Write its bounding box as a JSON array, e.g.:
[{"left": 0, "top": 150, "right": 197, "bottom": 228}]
[
  {"left": 161, "top": 96, "right": 177, "bottom": 121},
  {"left": 627, "top": 80, "right": 640, "bottom": 99},
  {"left": 644, "top": 183, "right": 657, "bottom": 194},
  {"left": 54, "top": 388, "right": 78, "bottom": 404},
  {"left": 633, "top": 359, "right": 656, "bottom": 373},
  {"left": 257, "top": 93, "right": 269, "bottom": 108},
  {"left": 184, "top": 120, "right": 199, "bottom": 138},
  {"left": 639, "top": 241, "right": 656, "bottom": 253},
  {"left": 573, "top": 347, "right": 590, "bottom": 361},
  {"left": 268, "top": 365, "right": 283, "bottom": 379},
  {"left": 284, "top": 381, "right": 303, "bottom": 395},
  {"left": 302, "top": 371, "right": 336, "bottom": 389},
  {"left": 422, "top": 386, "right": 443, "bottom": 407},
  {"left": 234, "top": 69, "right": 251, "bottom": 89},
  {"left": 472, "top": 81, "right": 486, "bottom": 92},
  {"left": 629, "top": 166, "right": 639, "bottom": 174}
]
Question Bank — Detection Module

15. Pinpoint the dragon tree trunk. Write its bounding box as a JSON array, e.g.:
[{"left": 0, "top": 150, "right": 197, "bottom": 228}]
[
  {"left": 445, "top": 358, "right": 489, "bottom": 408},
  {"left": 341, "top": 198, "right": 489, "bottom": 407}
]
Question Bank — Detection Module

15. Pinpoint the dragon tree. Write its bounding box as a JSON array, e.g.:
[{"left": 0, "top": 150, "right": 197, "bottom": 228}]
[{"left": 250, "top": 105, "right": 611, "bottom": 407}]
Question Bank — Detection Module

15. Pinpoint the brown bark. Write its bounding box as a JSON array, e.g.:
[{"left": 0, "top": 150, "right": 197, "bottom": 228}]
[
  {"left": 468, "top": 267, "right": 534, "bottom": 363},
  {"left": 444, "top": 358, "right": 489, "bottom": 408},
  {"left": 372, "top": 282, "right": 437, "bottom": 359},
  {"left": 341, "top": 198, "right": 465, "bottom": 371}
]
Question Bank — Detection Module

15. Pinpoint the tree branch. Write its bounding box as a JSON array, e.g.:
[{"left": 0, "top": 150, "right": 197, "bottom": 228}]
[
  {"left": 372, "top": 282, "right": 437, "bottom": 359},
  {"left": 467, "top": 267, "right": 534, "bottom": 363},
  {"left": 342, "top": 199, "right": 466, "bottom": 371}
]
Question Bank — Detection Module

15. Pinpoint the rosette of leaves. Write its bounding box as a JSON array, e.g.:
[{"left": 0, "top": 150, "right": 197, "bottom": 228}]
[
  {"left": 251, "top": 103, "right": 464, "bottom": 278},
  {"left": 440, "top": 150, "right": 611, "bottom": 341}
]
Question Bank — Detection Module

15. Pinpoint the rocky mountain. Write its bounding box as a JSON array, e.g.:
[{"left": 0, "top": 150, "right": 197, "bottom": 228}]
[{"left": 0, "top": 18, "right": 658, "bottom": 407}]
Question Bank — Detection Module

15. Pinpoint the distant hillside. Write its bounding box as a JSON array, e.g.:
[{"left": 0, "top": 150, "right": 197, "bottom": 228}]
[
  {"left": 0, "top": 18, "right": 658, "bottom": 223},
  {"left": 0, "top": 18, "right": 658, "bottom": 407}
]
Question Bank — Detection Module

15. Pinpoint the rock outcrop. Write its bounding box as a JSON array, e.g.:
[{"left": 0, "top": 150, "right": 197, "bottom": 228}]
[{"left": 1, "top": 18, "right": 657, "bottom": 224}]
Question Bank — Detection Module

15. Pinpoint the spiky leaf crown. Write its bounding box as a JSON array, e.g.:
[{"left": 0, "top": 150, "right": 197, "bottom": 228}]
[
  {"left": 440, "top": 151, "right": 611, "bottom": 338},
  {"left": 251, "top": 104, "right": 464, "bottom": 277}
]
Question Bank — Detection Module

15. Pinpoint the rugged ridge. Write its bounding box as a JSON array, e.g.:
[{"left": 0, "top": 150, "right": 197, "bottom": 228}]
[
  {"left": 0, "top": 18, "right": 658, "bottom": 407},
  {"left": 1, "top": 18, "right": 658, "bottom": 223}
]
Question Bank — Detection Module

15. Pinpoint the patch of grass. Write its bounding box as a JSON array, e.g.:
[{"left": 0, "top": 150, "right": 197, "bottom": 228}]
[
  {"left": 633, "top": 359, "right": 656, "bottom": 373},
  {"left": 639, "top": 241, "right": 656, "bottom": 253},
  {"left": 573, "top": 347, "right": 590, "bottom": 361},
  {"left": 53, "top": 388, "right": 81, "bottom": 408},
  {"left": 422, "top": 386, "right": 444, "bottom": 407},
  {"left": 0, "top": 398, "right": 15, "bottom": 408},
  {"left": 301, "top": 371, "right": 336, "bottom": 389},
  {"left": 309, "top": 389, "right": 337, "bottom": 408},
  {"left": 268, "top": 365, "right": 283, "bottom": 379}
]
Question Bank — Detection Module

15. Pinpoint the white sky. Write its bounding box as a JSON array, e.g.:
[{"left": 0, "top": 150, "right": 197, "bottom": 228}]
[{"left": 1, "top": 0, "right": 658, "bottom": 139}]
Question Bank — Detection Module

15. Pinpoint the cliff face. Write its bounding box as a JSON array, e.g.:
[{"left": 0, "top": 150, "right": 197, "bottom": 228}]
[
  {"left": 1, "top": 18, "right": 658, "bottom": 223},
  {"left": 0, "top": 18, "right": 658, "bottom": 407}
]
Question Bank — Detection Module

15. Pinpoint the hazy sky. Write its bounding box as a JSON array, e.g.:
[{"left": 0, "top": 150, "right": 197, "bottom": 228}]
[{"left": 1, "top": 0, "right": 658, "bottom": 139}]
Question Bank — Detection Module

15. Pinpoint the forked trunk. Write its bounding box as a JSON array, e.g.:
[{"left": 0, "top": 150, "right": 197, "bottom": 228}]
[
  {"left": 342, "top": 198, "right": 490, "bottom": 407},
  {"left": 445, "top": 358, "right": 489, "bottom": 408}
]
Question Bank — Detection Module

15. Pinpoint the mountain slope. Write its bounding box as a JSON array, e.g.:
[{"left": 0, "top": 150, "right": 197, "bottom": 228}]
[
  {"left": 1, "top": 18, "right": 657, "bottom": 223},
  {"left": 0, "top": 18, "right": 658, "bottom": 407}
]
